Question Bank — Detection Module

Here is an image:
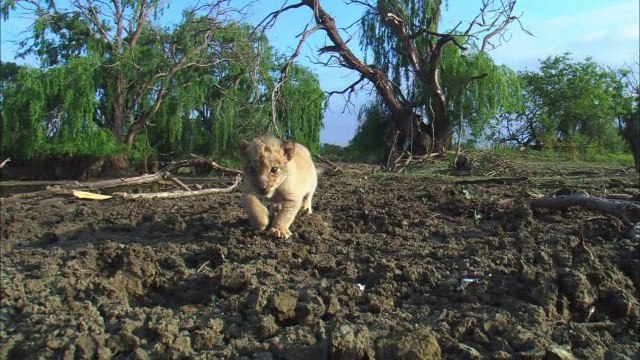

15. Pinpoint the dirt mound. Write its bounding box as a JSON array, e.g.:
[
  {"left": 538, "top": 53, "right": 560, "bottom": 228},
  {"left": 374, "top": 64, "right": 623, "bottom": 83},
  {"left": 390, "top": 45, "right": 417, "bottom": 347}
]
[{"left": 1, "top": 166, "right": 639, "bottom": 359}]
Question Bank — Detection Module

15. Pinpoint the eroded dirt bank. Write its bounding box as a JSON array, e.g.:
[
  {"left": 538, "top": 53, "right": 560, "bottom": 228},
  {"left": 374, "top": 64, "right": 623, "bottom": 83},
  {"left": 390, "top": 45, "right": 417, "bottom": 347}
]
[{"left": 1, "top": 164, "right": 639, "bottom": 359}]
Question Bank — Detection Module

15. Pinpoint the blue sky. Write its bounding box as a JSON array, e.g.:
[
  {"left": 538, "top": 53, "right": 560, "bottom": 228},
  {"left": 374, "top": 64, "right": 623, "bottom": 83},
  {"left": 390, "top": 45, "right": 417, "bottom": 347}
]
[{"left": 2, "top": 0, "right": 638, "bottom": 145}]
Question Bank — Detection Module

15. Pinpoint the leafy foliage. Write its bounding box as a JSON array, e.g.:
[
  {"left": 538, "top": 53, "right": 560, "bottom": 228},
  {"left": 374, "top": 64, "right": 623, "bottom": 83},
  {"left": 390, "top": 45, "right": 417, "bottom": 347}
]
[
  {"left": 2, "top": 57, "right": 118, "bottom": 162},
  {"left": 1, "top": 2, "right": 325, "bottom": 169},
  {"left": 355, "top": 0, "right": 524, "bottom": 154},
  {"left": 496, "top": 54, "right": 632, "bottom": 153},
  {"left": 349, "top": 102, "right": 392, "bottom": 163}
]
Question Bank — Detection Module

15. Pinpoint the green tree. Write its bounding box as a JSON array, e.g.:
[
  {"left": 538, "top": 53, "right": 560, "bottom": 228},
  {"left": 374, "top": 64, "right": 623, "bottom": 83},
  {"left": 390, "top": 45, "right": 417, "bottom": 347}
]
[
  {"left": 2, "top": 57, "right": 115, "bottom": 163},
  {"left": 1, "top": 0, "right": 246, "bottom": 171},
  {"left": 276, "top": 63, "right": 326, "bottom": 153},
  {"left": 260, "top": 0, "right": 525, "bottom": 158},
  {"left": 353, "top": 42, "right": 521, "bottom": 159},
  {"left": 497, "top": 54, "right": 631, "bottom": 153},
  {"left": 145, "top": 24, "right": 326, "bottom": 161}
]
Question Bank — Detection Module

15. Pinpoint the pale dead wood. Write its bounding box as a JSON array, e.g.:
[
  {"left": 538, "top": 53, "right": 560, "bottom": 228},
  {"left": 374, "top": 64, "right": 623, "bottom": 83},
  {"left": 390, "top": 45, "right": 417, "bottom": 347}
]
[
  {"left": 1, "top": 158, "right": 242, "bottom": 201},
  {"left": 2, "top": 188, "right": 75, "bottom": 201},
  {"left": 112, "top": 175, "right": 241, "bottom": 199},
  {"left": 190, "top": 154, "right": 244, "bottom": 175},
  {"left": 455, "top": 177, "right": 529, "bottom": 185},
  {"left": 63, "top": 172, "right": 167, "bottom": 190},
  {"left": 388, "top": 151, "right": 448, "bottom": 172},
  {"left": 530, "top": 192, "right": 640, "bottom": 220},
  {"left": 0, "top": 158, "right": 10, "bottom": 168},
  {"left": 314, "top": 154, "right": 342, "bottom": 174},
  {"left": 168, "top": 176, "right": 191, "bottom": 191},
  {"left": 605, "top": 193, "right": 638, "bottom": 201}
]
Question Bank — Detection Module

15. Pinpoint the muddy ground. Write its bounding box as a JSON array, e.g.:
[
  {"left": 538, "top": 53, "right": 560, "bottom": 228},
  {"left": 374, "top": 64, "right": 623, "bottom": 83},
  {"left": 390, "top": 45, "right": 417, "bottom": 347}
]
[{"left": 1, "top": 159, "right": 639, "bottom": 359}]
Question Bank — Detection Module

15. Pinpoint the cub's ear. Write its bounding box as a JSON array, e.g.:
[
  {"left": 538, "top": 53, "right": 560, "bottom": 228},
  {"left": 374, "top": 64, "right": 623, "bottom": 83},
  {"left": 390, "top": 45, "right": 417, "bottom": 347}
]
[
  {"left": 240, "top": 140, "right": 250, "bottom": 155},
  {"left": 282, "top": 141, "right": 295, "bottom": 160}
]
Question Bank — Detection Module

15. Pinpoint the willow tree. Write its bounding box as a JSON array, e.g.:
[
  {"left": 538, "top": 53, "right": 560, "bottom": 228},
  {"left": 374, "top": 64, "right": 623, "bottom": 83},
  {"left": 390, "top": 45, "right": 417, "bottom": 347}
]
[
  {"left": 275, "top": 63, "right": 326, "bottom": 153},
  {"left": 1, "top": 57, "right": 115, "bottom": 166},
  {"left": 151, "top": 24, "right": 326, "bottom": 160},
  {"left": 1, "top": 0, "right": 246, "bottom": 171},
  {"left": 352, "top": 39, "right": 521, "bottom": 158},
  {"left": 260, "top": 0, "right": 526, "bottom": 156}
]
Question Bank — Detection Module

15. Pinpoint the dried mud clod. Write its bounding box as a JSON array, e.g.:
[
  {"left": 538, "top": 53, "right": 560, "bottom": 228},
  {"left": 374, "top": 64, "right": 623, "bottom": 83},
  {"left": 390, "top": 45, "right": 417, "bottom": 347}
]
[{"left": 1, "top": 168, "right": 640, "bottom": 359}]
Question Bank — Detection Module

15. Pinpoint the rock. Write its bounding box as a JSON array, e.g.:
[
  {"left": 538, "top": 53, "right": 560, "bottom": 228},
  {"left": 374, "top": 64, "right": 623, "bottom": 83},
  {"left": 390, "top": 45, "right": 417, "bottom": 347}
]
[
  {"left": 598, "top": 288, "right": 636, "bottom": 319},
  {"left": 329, "top": 324, "right": 373, "bottom": 360},
  {"left": 545, "top": 345, "right": 576, "bottom": 360},
  {"left": 191, "top": 329, "right": 223, "bottom": 350},
  {"left": 216, "top": 264, "right": 250, "bottom": 291},
  {"left": 366, "top": 293, "right": 394, "bottom": 313},
  {"left": 558, "top": 269, "right": 596, "bottom": 312},
  {"left": 247, "top": 286, "right": 269, "bottom": 313},
  {"left": 296, "top": 294, "right": 326, "bottom": 325},
  {"left": 46, "top": 338, "right": 64, "bottom": 350},
  {"left": 325, "top": 296, "right": 340, "bottom": 317},
  {"left": 375, "top": 326, "right": 441, "bottom": 360},
  {"left": 270, "top": 290, "right": 299, "bottom": 323},
  {"left": 256, "top": 315, "right": 280, "bottom": 339},
  {"left": 457, "top": 343, "right": 481, "bottom": 360},
  {"left": 505, "top": 326, "right": 535, "bottom": 351}
]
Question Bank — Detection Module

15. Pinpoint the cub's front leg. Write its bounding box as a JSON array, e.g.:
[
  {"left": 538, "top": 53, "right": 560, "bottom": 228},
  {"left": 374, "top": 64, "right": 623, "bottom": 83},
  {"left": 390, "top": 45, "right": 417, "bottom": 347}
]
[
  {"left": 242, "top": 192, "right": 270, "bottom": 232},
  {"left": 268, "top": 198, "right": 303, "bottom": 239}
]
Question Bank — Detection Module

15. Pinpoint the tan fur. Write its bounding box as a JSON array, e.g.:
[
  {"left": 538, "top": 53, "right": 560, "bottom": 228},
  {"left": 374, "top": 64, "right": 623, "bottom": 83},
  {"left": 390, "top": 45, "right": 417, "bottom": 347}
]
[{"left": 239, "top": 136, "right": 317, "bottom": 239}]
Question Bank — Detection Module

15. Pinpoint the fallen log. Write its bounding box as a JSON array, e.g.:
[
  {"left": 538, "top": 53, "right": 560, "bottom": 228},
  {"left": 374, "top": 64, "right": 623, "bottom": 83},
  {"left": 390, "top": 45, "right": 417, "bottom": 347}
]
[
  {"left": 112, "top": 175, "right": 241, "bottom": 199},
  {"left": 530, "top": 192, "right": 640, "bottom": 220},
  {"left": 315, "top": 154, "right": 342, "bottom": 174},
  {"left": 1, "top": 158, "right": 243, "bottom": 201},
  {"left": 190, "top": 154, "right": 244, "bottom": 176}
]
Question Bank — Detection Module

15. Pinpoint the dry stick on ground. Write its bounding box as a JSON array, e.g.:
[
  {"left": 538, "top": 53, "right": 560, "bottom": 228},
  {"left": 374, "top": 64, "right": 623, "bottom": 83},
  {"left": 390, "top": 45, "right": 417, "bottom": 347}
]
[
  {"left": 456, "top": 177, "right": 529, "bottom": 185},
  {"left": 2, "top": 188, "right": 76, "bottom": 201},
  {"left": 1, "top": 158, "right": 243, "bottom": 201},
  {"left": 112, "top": 175, "right": 242, "bottom": 199},
  {"left": 190, "top": 154, "right": 244, "bottom": 176},
  {"left": 168, "top": 176, "right": 192, "bottom": 191},
  {"left": 0, "top": 158, "right": 10, "bottom": 168},
  {"left": 385, "top": 131, "right": 401, "bottom": 170},
  {"left": 530, "top": 192, "right": 640, "bottom": 220},
  {"left": 314, "top": 154, "right": 342, "bottom": 174}
]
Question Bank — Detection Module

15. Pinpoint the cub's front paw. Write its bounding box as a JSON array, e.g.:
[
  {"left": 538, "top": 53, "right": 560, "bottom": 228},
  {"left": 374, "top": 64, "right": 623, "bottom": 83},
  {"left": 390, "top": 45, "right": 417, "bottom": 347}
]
[
  {"left": 268, "top": 227, "right": 292, "bottom": 239},
  {"left": 250, "top": 220, "right": 269, "bottom": 232}
]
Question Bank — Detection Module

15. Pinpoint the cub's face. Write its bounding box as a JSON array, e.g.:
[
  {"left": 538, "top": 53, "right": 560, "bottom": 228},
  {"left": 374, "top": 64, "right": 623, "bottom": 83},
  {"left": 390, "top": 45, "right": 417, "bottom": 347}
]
[{"left": 240, "top": 138, "right": 295, "bottom": 198}]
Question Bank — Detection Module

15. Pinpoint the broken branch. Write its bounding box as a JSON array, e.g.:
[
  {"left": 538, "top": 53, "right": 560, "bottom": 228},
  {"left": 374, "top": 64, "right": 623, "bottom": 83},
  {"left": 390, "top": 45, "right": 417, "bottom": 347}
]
[
  {"left": 530, "top": 192, "right": 640, "bottom": 220},
  {"left": 112, "top": 175, "right": 241, "bottom": 199}
]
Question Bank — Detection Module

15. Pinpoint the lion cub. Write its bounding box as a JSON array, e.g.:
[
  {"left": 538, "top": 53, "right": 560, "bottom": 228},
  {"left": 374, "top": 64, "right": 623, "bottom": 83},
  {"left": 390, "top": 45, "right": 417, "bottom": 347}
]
[{"left": 240, "top": 136, "right": 317, "bottom": 239}]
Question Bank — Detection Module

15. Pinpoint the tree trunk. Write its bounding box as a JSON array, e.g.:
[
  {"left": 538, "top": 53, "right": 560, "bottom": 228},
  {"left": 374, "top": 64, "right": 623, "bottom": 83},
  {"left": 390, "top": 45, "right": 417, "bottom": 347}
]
[
  {"left": 390, "top": 111, "right": 434, "bottom": 156},
  {"left": 425, "top": 38, "right": 452, "bottom": 153},
  {"left": 103, "top": 74, "right": 130, "bottom": 176},
  {"left": 100, "top": 153, "right": 130, "bottom": 177},
  {"left": 426, "top": 98, "right": 452, "bottom": 153},
  {"left": 624, "top": 112, "right": 640, "bottom": 173},
  {"left": 112, "top": 74, "right": 127, "bottom": 144}
]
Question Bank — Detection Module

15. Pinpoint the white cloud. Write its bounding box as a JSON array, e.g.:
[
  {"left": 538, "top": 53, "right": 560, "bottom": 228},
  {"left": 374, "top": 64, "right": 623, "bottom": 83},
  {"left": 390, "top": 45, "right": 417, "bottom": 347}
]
[
  {"left": 583, "top": 30, "right": 607, "bottom": 43},
  {"left": 619, "top": 23, "right": 640, "bottom": 40},
  {"left": 491, "top": 0, "right": 639, "bottom": 71}
]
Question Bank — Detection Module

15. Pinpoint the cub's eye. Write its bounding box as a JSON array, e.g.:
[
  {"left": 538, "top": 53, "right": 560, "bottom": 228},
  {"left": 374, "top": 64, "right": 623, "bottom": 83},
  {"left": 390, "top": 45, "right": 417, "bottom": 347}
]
[{"left": 270, "top": 167, "right": 279, "bottom": 175}]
